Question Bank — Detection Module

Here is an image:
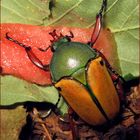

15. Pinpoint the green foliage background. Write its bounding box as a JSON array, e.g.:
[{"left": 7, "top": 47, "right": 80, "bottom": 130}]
[
  {"left": 1, "top": 0, "right": 139, "bottom": 106},
  {"left": 0, "top": 0, "right": 139, "bottom": 139}
]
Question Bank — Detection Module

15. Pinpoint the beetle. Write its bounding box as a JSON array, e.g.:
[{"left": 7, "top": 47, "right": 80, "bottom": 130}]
[{"left": 5, "top": 0, "right": 125, "bottom": 126}]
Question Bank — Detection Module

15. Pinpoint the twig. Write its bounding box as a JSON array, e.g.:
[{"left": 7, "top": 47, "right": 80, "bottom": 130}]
[{"left": 33, "top": 108, "right": 52, "bottom": 140}]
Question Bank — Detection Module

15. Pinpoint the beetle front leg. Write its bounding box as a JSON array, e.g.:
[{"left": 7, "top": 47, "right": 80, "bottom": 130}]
[
  {"left": 90, "top": 14, "right": 102, "bottom": 46},
  {"left": 5, "top": 33, "right": 49, "bottom": 71},
  {"left": 89, "top": 0, "right": 107, "bottom": 47},
  {"left": 25, "top": 47, "right": 49, "bottom": 71}
]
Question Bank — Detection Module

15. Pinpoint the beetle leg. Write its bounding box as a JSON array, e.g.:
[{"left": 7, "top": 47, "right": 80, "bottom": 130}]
[
  {"left": 65, "top": 31, "right": 74, "bottom": 41},
  {"left": 108, "top": 72, "right": 125, "bottom": 102},
  {"left": 90, "top": 14, "right": 102, "bottom": 46},
  {"left": 25, "top": 47, "right": 49, "bottom": 71},
  {"left": 49, "top": 29, "right": 63, "bottom": 44},
  {"left": 68, "top": 107, "right": 79, "bottom": 140},
  {"left": 38, "top": 46, "right": 51, "bottom": 52},
  {"left": 89, "top": 0, "right": 107, "bottom": 47},
  {"left": 5, "top": 32, "right": 49, "bottom": 71}
]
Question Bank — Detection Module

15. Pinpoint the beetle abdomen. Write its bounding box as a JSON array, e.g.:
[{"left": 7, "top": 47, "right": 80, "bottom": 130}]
[{"left": 55, "top": 57, "right": 120, "bottom": 125}]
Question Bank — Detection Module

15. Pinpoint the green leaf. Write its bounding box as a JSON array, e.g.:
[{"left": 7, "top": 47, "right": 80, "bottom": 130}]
[
  {"left": 1, "top": 0, "right": 139, "bottom": 77},
  {"left": 105, "top": 0, "right": 139, "bottom": 77},
  {"left": 1, "top": 76, "right": 59, "bottom": 106},
  {"left": 1, "top": 0, "right": 50, "bottom": 24},
  {"left": 57, "top": 97, "right": 68, "bottom": 115},
  {"left": 1, "top": 0, "right": 101, "bottom": 27}
]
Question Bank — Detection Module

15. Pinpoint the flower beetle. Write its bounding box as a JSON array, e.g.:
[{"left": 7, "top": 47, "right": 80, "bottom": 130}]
[{"left": 6, "top": 0, "right": 124, "bottom": 126}]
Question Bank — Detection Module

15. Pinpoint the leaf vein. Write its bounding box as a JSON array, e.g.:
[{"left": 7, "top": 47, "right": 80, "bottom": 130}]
[
  {"left": 105, "top": 0, "right": 120, "bottom": 14},
  {"left": 14, "top": 0, "right": 28, "bottom": 11},
  {"left": 112, "top": 26, "right": 140, "bottom": 33},
  {"left": 1, "top": 5, "right": 26, "bottom": 20},
  {"left": 127, "top": 30, "right": 139, "bottom": 40},
  {"left": 86, "top": 0, "right": 120, "bottom": 28},
  {"left": 120, "top": 5, "right": 138, "bottom": 29},
  {"left": 120, "top": 58, "right": 139, "bottom": 64},
  {"left": 44, "top": 0, "right": 84, "bottom": 26},
  {"left": 28, "top": 0, "right": 48, "bottom": 13}
]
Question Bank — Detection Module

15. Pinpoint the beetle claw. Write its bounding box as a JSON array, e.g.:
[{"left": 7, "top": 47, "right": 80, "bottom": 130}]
[
  {"left": 49, "top": 29, "right": 74, "bottom": 45},
  {"left": 65, "top": 31, "right": 74, "bottom": 41},
  {"left": 49, "top": 29, "right": 63, "bottom": 42}
]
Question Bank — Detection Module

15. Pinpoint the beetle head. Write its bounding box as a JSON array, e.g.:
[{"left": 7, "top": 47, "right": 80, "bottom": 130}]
[{"left": 49, "top": 30, "right": 74, "bottom": 52}]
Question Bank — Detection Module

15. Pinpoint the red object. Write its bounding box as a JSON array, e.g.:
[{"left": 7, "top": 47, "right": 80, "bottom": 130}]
[{"left": 0, "top": 23, "right": 116, "bottom": 85}]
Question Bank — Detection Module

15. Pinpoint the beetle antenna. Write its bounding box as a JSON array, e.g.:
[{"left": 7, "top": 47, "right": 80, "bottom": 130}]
[{"left": 89, "top": 0, "right": 107, "bottom": 47}]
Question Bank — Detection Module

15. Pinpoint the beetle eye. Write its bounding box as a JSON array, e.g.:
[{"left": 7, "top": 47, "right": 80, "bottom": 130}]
[{"left": 99, "top": 60, "right": 104, "bottom": 66}]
